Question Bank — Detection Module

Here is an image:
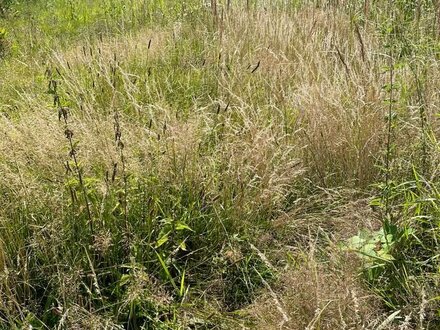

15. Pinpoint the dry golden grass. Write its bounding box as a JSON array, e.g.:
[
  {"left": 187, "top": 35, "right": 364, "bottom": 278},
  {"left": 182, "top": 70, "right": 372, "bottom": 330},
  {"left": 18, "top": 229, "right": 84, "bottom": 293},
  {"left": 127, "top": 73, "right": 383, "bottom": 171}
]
[
  {"left": 247, "top": 252, "right": 383, "bottom": 329},
  {"left": 247, "top": 190, "right": 386, "bottom": 329},
  {"left": 213, "top": 7, "right": 388, "bottom": 187}
]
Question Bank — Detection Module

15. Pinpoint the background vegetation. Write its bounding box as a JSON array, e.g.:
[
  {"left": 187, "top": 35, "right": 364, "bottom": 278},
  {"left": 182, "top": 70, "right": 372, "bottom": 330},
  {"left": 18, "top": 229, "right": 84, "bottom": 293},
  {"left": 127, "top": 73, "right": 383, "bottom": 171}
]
[{"left": 0, "top": 0, "right": 440, "bottom": 328}]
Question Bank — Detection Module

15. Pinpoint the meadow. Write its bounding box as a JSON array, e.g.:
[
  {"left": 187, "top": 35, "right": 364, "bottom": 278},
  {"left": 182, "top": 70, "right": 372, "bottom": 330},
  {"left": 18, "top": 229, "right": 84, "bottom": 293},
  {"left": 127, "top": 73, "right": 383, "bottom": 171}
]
[{"left": 0, "top": 0, "right": 440, "bottom": 328}]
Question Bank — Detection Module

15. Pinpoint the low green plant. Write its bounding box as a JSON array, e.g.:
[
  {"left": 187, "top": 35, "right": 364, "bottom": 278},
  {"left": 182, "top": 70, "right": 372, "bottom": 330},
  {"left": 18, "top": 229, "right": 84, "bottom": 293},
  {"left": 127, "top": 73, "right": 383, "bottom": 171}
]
[{"left": 349, "top": 169, "right": 440, "bottom": 325}]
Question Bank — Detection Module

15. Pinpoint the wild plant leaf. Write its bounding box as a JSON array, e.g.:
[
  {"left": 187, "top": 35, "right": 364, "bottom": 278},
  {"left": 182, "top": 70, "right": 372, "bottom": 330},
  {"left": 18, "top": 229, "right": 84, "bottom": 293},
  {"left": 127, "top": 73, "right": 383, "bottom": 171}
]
[
  {"left": 175, "top": 222, "right": 193, "bottom": 232},
  {"left": 179, "top": 240, "right": 187, "bottom": 251},
  {"left": 179, "top": 269, "right": 186, "bottom": 298},
  {"left": 155, "top": 251, "right": 177, "bottom": 291},
  {"left": 156, "top": 234, "right": 169, "bottom": 248},
  {"left": 118, "top": 274, "right": 131, "bottom": 287}
]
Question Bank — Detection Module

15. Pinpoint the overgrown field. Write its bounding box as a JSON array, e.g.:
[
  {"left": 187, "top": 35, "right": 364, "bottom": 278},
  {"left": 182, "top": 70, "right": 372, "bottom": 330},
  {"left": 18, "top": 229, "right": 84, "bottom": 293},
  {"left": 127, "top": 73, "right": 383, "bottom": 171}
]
[{"left": 1, "top": 0, "right": 440, "bottom": 328}]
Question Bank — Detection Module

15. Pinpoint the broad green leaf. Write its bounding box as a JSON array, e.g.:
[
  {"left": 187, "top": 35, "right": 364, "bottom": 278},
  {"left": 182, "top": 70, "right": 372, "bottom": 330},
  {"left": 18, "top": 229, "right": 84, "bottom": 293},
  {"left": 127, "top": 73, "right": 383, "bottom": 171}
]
[{"left": 156, "top": 234, "right": 169, "bottom": 248}]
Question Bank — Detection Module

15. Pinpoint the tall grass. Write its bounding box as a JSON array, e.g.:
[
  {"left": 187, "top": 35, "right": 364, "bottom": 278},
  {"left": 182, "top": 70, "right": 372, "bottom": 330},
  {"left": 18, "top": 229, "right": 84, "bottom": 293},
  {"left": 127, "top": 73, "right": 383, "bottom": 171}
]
[{"left": 0, "top": 0, "right": 440, "bottom": 328}]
